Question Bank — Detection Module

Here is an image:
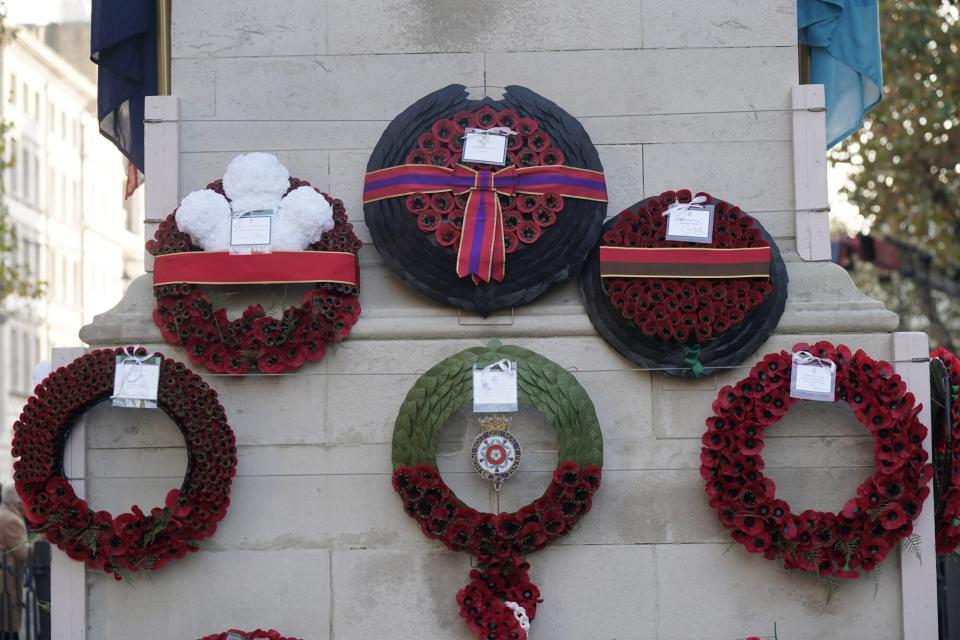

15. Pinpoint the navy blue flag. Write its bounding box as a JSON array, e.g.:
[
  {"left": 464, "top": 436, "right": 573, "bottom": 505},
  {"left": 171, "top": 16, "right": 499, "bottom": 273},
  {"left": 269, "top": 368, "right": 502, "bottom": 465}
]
[{"left": 91, "top": 0, "right": 157, "bottom": 173}]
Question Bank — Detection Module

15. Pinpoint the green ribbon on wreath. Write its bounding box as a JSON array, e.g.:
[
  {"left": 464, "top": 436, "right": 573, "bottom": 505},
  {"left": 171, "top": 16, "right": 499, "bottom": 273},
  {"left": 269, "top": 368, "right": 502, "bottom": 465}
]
[{"left": 682, "top": 344, "right": 705, "bottom": 377}]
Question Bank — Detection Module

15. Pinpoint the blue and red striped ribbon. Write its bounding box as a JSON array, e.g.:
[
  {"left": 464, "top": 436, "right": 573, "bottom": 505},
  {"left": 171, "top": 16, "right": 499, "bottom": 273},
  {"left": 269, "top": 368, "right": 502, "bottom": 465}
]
[{"left": 363, "top": 163, "right": 607, "bottom": 282}]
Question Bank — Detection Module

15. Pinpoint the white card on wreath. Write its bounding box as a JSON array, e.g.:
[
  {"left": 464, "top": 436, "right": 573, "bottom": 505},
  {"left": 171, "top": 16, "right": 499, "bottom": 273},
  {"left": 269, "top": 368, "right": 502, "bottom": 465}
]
[
  {"left": 230, "top": 211, "right": 273, "bottom": 248},
  {"left": 665, "top": 205, "right": 715, "bottom": 243},
  {"left": 462, "top": 132, "right": 509, "bottom": 166},
  {"left": 112, "top": 354, "right": 161, "bottom": 409},
  {"left": 473, "top": 360, "right": 519, "bottom": 413},
  {"left": 790, "top": 352, "right": 836, "bottom": 401}
]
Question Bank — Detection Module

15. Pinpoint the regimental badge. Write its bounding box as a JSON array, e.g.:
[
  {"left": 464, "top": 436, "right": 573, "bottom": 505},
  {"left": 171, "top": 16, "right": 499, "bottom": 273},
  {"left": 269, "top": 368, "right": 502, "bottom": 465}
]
[{"left": 471, "top": 415, "right": 522, "bottom": 491}]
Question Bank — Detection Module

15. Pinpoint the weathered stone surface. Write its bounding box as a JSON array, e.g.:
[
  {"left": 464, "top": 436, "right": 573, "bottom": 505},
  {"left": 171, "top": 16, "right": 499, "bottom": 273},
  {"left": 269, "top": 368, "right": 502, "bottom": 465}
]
[
  {"left": 211, "top": 54, "right": 484, "bottom": 121},
  {"left": 530, "top": 544, "right": 658, "bottom": 638},
  {"left": 87, "top": 550, "right": 330, "bottom": 640},
  {"left": 330, "top": 548, "right": 469, "bottom": 639},
  {"left": 326, "top": 0, "right": 645, "bottom": 55},
  {"left": 643, "top": 140, "right": 795, "bottom": 214},
  {"left": 486, "top": 47, "right": 796, "bottom": 117},
  {"left": 656, "top": 543, "right": 903, "bottom": 640},
  {"left": 172, "top": 0, "right": 327, "bottom": 59},
  {"left": 643, "top": 0, "right": 797, "bottom": 49}
]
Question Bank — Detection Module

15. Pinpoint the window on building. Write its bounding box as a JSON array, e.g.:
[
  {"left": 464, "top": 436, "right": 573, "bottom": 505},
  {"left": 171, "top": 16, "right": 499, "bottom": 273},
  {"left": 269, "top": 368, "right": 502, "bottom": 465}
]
[
  {"left": 51, "top": 254, "right": 60, "bottom": 303},
  {"left": 33, "top": 92, "right": 40, "bottom": 121},
  {"left": 30, "top": 241, "right": 40, "bottom": 278},
  {"left": 8, "top": 138, "right": 17, "bottom": 195},
  {"left": 7, "top": 73, "right": 15, "bottom": 104},
  {"left": 60, "top": 112, "right": 67, "bottom": 139},
  {"left": 11, "top": 328, "right": 20, "bottom": 392},
  {"left": 21, "top": 82, "right": 27, "bottom": 114},
  {"left": 74, "top": 181, "right": 81, "bottom": 222},
  {"left": 61, "top": 174, "right": 68, "bottom": 220},
  {"left": 73, "top": 260, "right": 81, "bottom": 306},
  {"left": 21, "top": 330, "right": 32, "bottom": 391},
  {"left": 21, "top": 146, "right": 30, "bottom": 201},
  {"left": 31, "top": 154, "right": 39, "bottom": 206},
  {"left": 48, "top": 104, "right": 55, "bottom": 133}
]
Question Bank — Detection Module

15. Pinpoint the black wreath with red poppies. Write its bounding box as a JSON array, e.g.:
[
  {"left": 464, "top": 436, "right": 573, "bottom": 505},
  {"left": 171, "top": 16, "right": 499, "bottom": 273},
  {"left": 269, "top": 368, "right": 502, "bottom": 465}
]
[
  {"left": 365, "top": 84, "right": 606, "bottom": 315},
  {"left": 147, "top": 179, "right": 361, "bottom": 375},
  {"left": 580, "top": 190, "right": 788, "bottom": 378},
  {"left": 701, "top": 341, "right": 933, "bottom": 578},
  {"left": 11, "top": 348, "right": 237, "bottom": 579},
  {"left": 198, "top": 630, "right": 301, "bottom": 640},
  {"left": 930, "top": 347, "right": 960, "bottom": 553}
]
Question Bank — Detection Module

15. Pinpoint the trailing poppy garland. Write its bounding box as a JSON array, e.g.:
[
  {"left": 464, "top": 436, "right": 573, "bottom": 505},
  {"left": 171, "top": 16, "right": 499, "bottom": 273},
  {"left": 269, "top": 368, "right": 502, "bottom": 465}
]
[
  {"left": 930, "top": 347, "right": 960, "bottom": 553},
  {"left": 12, "top": 348, "right": 237, "bottom": 579},
  {"left": 701, "top": 341, "right": 933, "bottom": 579},
  {"left": 197, "top": 631, "right": 301, "bottom": 640},
  {"left": 392, "top": 343, "right": 603, "bottom": 640},
  {"left": 147, "top": 177, "right": 362, "bottom": 375},
  {"left": 365, "top": 84, "right": 607, "bottom": 315},
  {"left": 580, "top": 189, "right": 788, "bottom": 378}
]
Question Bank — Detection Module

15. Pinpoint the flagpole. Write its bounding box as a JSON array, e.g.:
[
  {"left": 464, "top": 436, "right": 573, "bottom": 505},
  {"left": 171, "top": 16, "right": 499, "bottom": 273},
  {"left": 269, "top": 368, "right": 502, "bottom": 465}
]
[{"left": 156, "top": 0, "right": 172, "bottom": 95}]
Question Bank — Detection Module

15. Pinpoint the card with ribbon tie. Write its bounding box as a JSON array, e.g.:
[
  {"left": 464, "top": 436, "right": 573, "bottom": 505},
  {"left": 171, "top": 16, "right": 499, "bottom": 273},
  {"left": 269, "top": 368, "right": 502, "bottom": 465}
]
[{"left": 363, "top": 84, "right": 608, "bottom": 315}]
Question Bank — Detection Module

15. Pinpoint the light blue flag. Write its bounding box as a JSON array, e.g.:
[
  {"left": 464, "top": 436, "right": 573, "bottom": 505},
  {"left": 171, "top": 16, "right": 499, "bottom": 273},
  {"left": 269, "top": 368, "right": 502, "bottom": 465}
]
[{"left": 798, "top": 0, "right": 883, "bottom": 148}]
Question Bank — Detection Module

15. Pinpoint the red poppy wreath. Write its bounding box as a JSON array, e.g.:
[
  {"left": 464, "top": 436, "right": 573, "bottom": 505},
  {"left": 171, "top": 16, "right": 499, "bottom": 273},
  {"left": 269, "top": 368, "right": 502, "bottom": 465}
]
[
  {"left": 364, "top": 84, "right": 607, "bottom": 315},
  {"left": 197, "top": 630, "right": 301, "bottom": 640},
  {"left": 930, "top": 347, "right": 960, "bottom": 553},
  {"left": 12, "top": 348, "right": 237, "bottom": 579},
  {"left": 148, "top": 153, "right": 362, "bottom": 375},
  {"left": 580, "top": 189, "right": 788, "bottom": 378},
  {"left": 701, "top": 341, "right": 933, "bottom": 580},
  {"left": 391, "top": 343, "right": 603, "bottom": 640}
]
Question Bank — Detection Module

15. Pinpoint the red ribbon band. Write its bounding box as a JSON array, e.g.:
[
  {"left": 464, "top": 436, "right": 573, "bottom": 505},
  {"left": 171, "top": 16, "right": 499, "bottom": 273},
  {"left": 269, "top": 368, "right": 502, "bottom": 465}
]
[
  {"left": 363, "top": 163, "right": 607, "bottom": 283},
  {"left": 600, "top": 246, "right": 771, "bottom": 279},
  {"left": 153, "top": 251, "right": 359, "bottom": 287}
]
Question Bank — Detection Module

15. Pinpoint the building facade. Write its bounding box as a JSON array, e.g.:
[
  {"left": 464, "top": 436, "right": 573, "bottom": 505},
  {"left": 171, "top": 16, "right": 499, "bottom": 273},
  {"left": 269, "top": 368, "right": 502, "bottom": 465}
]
[{"left": 0, "top": 28, "right": 144, "bottom": 481}]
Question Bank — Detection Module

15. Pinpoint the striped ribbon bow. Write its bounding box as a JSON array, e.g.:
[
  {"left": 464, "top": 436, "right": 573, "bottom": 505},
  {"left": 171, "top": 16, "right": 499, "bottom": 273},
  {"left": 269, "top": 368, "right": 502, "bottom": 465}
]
[{"left": 364, "top": 163, "right": 607, "bottom": 282}]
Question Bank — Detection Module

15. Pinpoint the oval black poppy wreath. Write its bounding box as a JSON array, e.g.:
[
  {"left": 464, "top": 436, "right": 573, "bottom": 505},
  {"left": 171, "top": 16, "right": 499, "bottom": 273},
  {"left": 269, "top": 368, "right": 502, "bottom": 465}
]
[
  {"left": 580, "top": 189, "right": 788, "bottom": 379},
  {"left": 11, "top": 347, "right": 237, "bottom": 580},
  {"left": 364, "top": 84, "right": 608, "bottom": 316},
  {"left": 391, "top": 343, "right": 602, "bottom": 640},
  {"left": 701, "top": 341, "right": 933, "bottom": 580}
]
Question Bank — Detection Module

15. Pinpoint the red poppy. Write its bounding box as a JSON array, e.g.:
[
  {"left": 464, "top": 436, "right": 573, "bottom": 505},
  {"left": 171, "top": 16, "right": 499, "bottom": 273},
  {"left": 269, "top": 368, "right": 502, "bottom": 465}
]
[
  {"left": 434, "top": 223, "right": 461, "bottom": 247},
  {"left": 880, "top": 503, "right": 908, "bottom": 530},
  {"left": 432, "top": 118, "right": 457, "bottom": 142},
  {"left": 516, "top": 220, "right": 542, "bottom": 244}
]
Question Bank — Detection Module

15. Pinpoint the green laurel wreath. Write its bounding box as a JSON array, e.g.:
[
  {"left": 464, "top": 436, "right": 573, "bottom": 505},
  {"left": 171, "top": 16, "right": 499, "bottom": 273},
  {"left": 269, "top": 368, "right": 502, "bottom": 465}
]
[{"left": 391, "top": 342, "right": 603, "bottom": 469}]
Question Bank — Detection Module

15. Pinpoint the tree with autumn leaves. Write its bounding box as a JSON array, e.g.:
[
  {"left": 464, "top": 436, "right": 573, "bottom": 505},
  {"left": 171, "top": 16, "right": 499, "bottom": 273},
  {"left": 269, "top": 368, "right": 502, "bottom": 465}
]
[{"left": 833, "top": 0, "right": 959, "bottom": 347}]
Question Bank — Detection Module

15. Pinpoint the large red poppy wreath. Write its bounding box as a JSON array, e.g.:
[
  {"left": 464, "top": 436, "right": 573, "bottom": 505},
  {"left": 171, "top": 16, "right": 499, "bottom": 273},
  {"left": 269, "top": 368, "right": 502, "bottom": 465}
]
[
  {"left": 930, "top": 347, "right": 960, "bottom": 553},
  {"left": 701, "top": 341, "right": 933, "bottom": 578},
  {"left": 148, "top": 178, "right": 362, "bottom": 375},
  {"left": 12, "top": 348, "right": 237, "bottom": 579}
]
